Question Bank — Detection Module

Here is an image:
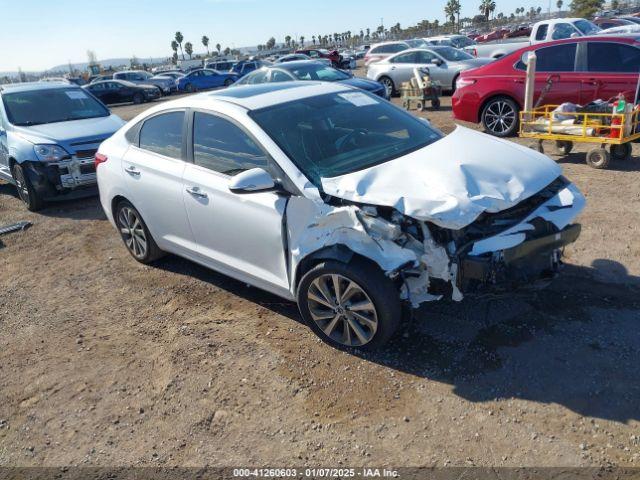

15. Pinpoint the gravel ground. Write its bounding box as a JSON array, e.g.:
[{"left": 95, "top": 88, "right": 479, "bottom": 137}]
[{"left": 0, "top": 72, "right": 639, "bottom": 469}]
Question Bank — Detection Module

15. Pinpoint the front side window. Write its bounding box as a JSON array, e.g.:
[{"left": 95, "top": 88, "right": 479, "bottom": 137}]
[
  {"left": 552, "top": 23, "right": 578, "bottom": 40},
  {"left": 435, "top": 47, "right": 473, "bottom": 61},
  {"left": 415, "top": 50, "right": 437, "bottom": 63},
  {"left": 2, "top": 88, "right": 110, "bottom": 126},
  {"left": 587, "top": 42, "right": 640, "bottom": 72},
  {"left": 237, "top": 70, "right": 269, "bottom": 85},
  {"left": 138, "top": 111, "right": 184, "bottom": 159},
  {"left": 192, "top": 112, "right": 268, "bottom": 175},
  {"left": 249, "top": 91, "right": 442, "bottom": 185}
]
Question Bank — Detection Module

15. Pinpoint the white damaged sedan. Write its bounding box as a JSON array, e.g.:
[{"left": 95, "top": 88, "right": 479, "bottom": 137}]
[{"left": 96, "top": 82, "right": 585, "bottom": 350}]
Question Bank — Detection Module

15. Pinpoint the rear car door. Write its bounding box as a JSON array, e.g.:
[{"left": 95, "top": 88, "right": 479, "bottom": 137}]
[
  {"left": 514, "top": 43, "right": 581, "bottom": 106},
  {"left": 387, "top": 51, "right": 419, "bottom": 85},
  {"left": 181, "top": 110, "right": 290, "bottom": 293},
  {"left": 122, "top": 110, "right": 196, "bottom": 254},
  {"left": 582, "top": 41, "right": 640, "bottom": 102}
]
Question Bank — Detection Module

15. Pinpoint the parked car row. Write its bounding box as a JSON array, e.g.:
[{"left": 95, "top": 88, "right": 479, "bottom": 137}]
[{"left": 453, "top": 35, "right": 640, "bottom": 136}]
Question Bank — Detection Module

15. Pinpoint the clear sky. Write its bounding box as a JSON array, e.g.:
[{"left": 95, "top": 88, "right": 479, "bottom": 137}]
[{"left": 0, "top": 0, "right": 556, "bottom": 71}]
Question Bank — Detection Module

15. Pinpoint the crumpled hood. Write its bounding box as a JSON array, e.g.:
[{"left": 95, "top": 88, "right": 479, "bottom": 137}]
[{"left": 320, "top": 126, "right": 562, "bottom": 230}]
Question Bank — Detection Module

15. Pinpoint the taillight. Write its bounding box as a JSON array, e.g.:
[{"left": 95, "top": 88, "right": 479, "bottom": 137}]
[
  {"left": 94, "top": 152, "right": 108, "bottom": 169},
  {"left": 456, "top": 78, "right": 477, "bottom": 89},
  {"left": 472, "top": 48, "right": 478, "bottom": 57}
]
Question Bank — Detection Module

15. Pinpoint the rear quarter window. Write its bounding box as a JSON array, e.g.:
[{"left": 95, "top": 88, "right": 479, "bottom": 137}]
[{"left": 587, "top": 42, "right": 640, "bottom": 72}]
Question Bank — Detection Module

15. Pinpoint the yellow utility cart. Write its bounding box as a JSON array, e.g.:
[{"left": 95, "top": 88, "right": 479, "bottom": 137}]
[{"left": 519, "top": 105, "right": 640, "bottom": 169}]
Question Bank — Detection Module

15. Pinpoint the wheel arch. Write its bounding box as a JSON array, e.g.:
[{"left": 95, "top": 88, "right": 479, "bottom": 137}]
[
  {"left": 478, "top": 93, "right": 522, "bottom": 129},
  {"left": 111, "top": 194, "right": 131, "bottom": 220},
  {"left": 293, "top": 244, "right": 393, "bottom": 296}
]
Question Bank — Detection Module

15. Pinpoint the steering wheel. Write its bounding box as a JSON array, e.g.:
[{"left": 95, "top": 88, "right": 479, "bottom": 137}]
[{"left": 336, "top": 128, "right": 369, "bottom": 151}]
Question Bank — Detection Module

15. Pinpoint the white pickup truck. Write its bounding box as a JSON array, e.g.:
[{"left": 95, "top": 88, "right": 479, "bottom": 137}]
[{"left": 466, "top": 18, "right": 601, "bottom": 59}]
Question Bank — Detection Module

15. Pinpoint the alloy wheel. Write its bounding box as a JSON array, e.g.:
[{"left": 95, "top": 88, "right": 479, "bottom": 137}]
[
  {"left": 484, "top": 100, "right": 516, "bottom": 135},
  {"left": 306, "top": 273, "right": 378, "bottom": 347},
  {"left": 380, "top": 77, "right": 394, "bottom": 97},
  {"left": 117, "top": 207, "right": 148, "bottom": 259}
]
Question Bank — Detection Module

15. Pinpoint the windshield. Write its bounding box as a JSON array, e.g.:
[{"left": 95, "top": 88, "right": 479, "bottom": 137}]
[
  {"left": 434, "top": 46, "right": 473, "bottom": 61},
  {"left": 249, "top": 91, "right": 442, "bottom": 185},
  {"left": 3, "top": 88, "right": 110, "bottom": 126},
  {"left": 574, "top": 19, "right": 601, "bottom": 34},
  {"left": 287, "top": 64, "right": 350, "bottom": 81}
]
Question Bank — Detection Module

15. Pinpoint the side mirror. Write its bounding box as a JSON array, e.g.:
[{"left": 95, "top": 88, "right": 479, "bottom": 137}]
[
  {"left": 228, "top": 167, "right": 275, "bottom": 194},
  {"left": 431, "top": 58, "right": 443, "bottom": 66},
  {"left": 570, "top": 32, "right": 580, "bottom": 38}
]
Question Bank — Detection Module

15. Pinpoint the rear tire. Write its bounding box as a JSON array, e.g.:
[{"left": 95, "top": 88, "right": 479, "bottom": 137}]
[
  {"left": 378, "top": 76, "right": 395, "bottom": 98},
  {"left": 297, "top": 259, "right": 402, "bottom": 351},
  {"left": 224, "top": 78, "right": 234, "bottom": 87},
  {"left": 610, "top": 143, "right": 632, "bottom": 161},
  {"left": 114, "top": 200, "right": 164, "bottom": 264},
  {"left": 132, "top": 93, "right": 144, "bottom": 104},
  {"left": 12, "top": 163, "right": 44, "bottom": 211},
  {"left": 481, "top": 96, "right": 519, "bottom": 137},
  {"left": 185, "top": 83, "right": 195, "bottom": 93}
]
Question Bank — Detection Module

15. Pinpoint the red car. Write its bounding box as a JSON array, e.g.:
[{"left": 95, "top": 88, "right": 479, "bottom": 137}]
[
  {"left": 295, "top": 48, "right": 341, "bottom": 67},
  {"left": 452, "top": 36, "right": 640, "bottom": 137},
  {"left": 476, "top": 28, "right": 510, "bottom": 43}
]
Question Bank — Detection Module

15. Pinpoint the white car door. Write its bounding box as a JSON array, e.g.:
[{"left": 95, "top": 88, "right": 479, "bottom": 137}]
[
  {"left": 122, "top": 110, "right": 197, "bottom": 254},
  {"left": 181, "top": 110, "right": 290, "bottom": 296}
]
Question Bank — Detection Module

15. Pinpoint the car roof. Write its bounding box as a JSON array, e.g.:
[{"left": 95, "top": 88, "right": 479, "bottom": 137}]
[
  {"left": 0, "top": 81, "right": 80, "bottom": 93},
  {"left": 370, "top": 41, "right": 410, "bottom": 48},
  {"left": 271, "top": 60, "right": 327, "bottom": 70},
  {"left": 148, "top": 81, "right": 353, "bottom": 113}
]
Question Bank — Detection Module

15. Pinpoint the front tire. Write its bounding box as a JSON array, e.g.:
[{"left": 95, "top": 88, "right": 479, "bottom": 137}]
[
  {"left": 297, "top": 259, "right": 402, "bottom": 350},
  {"left": 132, "top": 93, "right": 144, "bottom": 104},
  {"left": 115, "top": 200, "right": 164, "bottom": 263},
  {"left": 481, "top": 96, "right": 519, "bottom": 137},
  {"left": 12, "top": 163, "right": 44, "bottom": 211},
  {"left": 224, "top": 78, "right": 234, "bottom": 87}
]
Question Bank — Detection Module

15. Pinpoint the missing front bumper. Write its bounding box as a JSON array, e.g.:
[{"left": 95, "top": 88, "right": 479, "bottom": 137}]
[{"left": 459, "top": 223, "right": 581, "bottom": 289}]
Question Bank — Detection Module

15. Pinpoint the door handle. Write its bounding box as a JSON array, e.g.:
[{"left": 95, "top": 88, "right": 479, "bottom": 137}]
[
  {"left": 186, "top": 186, "right": 208, "bottom": 198},
  {"left": 125, "top": 166, "right": 140, "bottom": 176},
  {"left": 583, "top": 79, "right": 601, "bottom": 86},
  {"left": 513, "top": 78, "right": 525, "bottom": 84}
]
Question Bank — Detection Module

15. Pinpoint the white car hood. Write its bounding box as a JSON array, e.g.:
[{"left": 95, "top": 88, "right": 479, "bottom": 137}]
[{"left": 320, "top": 126, "right": 562, "bottom": 230}]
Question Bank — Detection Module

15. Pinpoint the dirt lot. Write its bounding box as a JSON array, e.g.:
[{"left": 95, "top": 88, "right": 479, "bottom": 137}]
[{"left": 1, "top": 80, "right": 639, "bottom": 469}]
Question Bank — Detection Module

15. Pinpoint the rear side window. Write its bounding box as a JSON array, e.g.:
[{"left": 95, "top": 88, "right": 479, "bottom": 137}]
[
  {"left": 389, "top": 44, "right": 407, "bottom": 53},
  {"left": 535, "top": 24, "right": 548, "bottom": 41},
  {"left": 139, "top": 111, "right": 184, "bottom": 159},
  {"left": 535, "top": 43, "right": 577, "bottom": 71},
  {"left": 192, "top": 112, "right": 268, "bottom": 175},
  {"left": 391, "top": 52, "right": 417, "bottom": 63},
  {"left": 587, "top": 42, "right": 640, "bottom": 72}
]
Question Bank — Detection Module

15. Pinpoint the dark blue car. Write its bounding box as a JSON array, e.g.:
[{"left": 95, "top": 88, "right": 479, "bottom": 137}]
[
  {"left": 176, "top": 68, "right": 238, "bottom": 93},
  {"left": 232, "top": 61, "right": 388, "bottom": 99}
]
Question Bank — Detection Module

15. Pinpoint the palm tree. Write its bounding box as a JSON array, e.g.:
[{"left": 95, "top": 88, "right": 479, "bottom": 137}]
[
  {"left": 216, "top": 43, "right": 221, "bottom": 55},
  {"left": 175, "top": 31, "right": 185, "bottom": 60},
  {"left": 556, "top": 0, "right": 563, "bottom": 12},
  {"left": 445, "top": 0, "right": 462, "bottom": 30},
  {"left": 479, "top": 0, "right": 496, "bottom": 20},
  {"left": 184, "top": 41, "right": 193, "bottom": 59},
  {"left": 312, "top": 35, "right": 316, "bottom": 45},
  {"left": 285, "top": 35, "right": 291, "bottom": 47},
  {"left": 171, "top": 40, "right": 178, "bottom": 57},
  {"left": 224, "top": 47, "right": 231, "bottom": 56},
  {"left": 201, "top": 36, "right": 210, "bottom": 56},
  {"left": 300, "top": 35, "right": 305, "bottom": 46}
]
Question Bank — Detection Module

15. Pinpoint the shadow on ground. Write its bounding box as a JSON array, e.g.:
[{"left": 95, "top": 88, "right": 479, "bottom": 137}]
[{"left": 155, "top": 255, "right": 640, "bottom": 424}]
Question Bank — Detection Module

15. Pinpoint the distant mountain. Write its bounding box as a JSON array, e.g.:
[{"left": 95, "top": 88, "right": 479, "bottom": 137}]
[{"left": 45, "top": 56, "right": 171, "bottom": 73}]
